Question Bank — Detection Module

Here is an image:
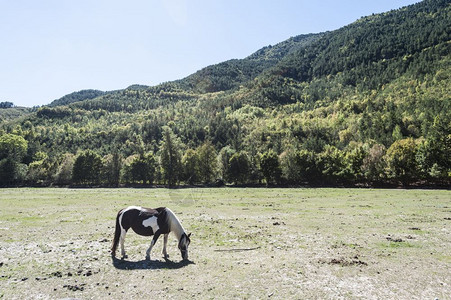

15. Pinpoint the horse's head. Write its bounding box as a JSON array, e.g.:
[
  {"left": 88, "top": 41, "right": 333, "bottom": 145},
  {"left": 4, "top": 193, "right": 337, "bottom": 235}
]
[{"left": 178, "top": 232, "right": 191, "bottom": 260}]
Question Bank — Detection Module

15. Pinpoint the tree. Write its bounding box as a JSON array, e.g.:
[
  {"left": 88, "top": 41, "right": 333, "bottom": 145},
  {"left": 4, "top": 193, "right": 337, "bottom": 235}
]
[
  {"left": 0, "top": 133, "right": 28, "bottom": 161},
  {"left": 361, "top": 144, "right": 386, "bottom": 181},
  {"left": 182, "top": 149, "right": 200, "bottom": 184},
  {"left": 343, "top": 144, "right": 366, "bottom": 181},
  {"left": 72, "top": 150, "right": 103, "bottom": 185},
  {"left": 0, "top": 158, "right": 27, "bottom": 186},
  {"left": 102, "top": 152, "right": 122, "bottom": 186},
  {"left": 316, "top": 146, "right": 346, "bottom": 183},
  {"left": 228, "top": 151, "right": 250, "bottom": 185},
  {"left": 259, "top": 150, "right": 281, "bottom": 185},
  {"left": 385, "top": 138, "right": 419, "bottom": 184},
  {"left": 129, "top": 153, "right": 155, "bottom": 184},
  {"left": 197, "top": 141, "right": 217, "bottom": 184},
  {"left": 54, "top": 153, "right": 75, "bottom": 185},
  {"left": 280, "top": 147, "right": 302, "bottom": 184},
  {"left": 0, "top": 101, "right": 14, "bottom": 108},
  {"left": 0, "top": 134, "right": 28, "bottom": 185},
  {"left": 416, "top": 115, "right": 450, "bottom": 180},
  {"left": 121, "top": 155, "right": 138, "bottom": 184},
  {"left": 296, "top": 149, "right": 319, "bottom": 183},
  {"left": 159, "top": 126, "right": 183, "bottom": 187},
  {"left": 217, "top": 146, "right": 236, "bottom": 182},
  {"left": 27, "top": 151, "right": 51, "bottom": 183}
]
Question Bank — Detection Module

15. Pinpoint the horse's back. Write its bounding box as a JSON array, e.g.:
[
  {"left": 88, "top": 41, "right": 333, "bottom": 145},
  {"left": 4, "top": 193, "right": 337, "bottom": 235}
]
[
  {"left": 119, "top": 206, "right": 164, "bottom": 217},
  {"left": 119, "top": 206, "right": 168, "bottom": 236},
  {"left": 139, "top": 206, "right": 166, "bottom": 217}
]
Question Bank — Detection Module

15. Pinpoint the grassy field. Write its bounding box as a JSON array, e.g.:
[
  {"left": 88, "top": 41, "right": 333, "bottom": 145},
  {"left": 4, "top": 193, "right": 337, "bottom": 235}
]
[{"left": 0, "top": 188, "right": 450, "bottom": 299}]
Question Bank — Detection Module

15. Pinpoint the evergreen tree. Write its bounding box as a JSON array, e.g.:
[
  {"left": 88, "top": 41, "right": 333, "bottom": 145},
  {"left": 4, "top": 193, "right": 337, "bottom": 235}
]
[
  {"left": 159, "top": 126, "right": 183, "bottom": 187},
  {"left": 197, "top": 141, "right": 218, "bottom": 184}
]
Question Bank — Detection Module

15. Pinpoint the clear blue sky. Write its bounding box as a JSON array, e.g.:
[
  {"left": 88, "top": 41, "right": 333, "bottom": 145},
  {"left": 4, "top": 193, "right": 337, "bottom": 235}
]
[{"left": 0, "top": 0, "right": 420, "bottom": 107}]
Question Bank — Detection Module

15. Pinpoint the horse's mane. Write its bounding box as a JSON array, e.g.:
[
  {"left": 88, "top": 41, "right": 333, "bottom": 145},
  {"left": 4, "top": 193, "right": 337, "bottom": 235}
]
[{"left": 165, "top": 207, "right": 186, "bottom": 241}]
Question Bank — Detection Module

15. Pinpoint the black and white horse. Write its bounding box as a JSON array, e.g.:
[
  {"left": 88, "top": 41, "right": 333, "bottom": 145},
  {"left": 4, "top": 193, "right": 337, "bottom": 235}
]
[{"left": 111, "top": 206, "right": 191, "bottom": 261}]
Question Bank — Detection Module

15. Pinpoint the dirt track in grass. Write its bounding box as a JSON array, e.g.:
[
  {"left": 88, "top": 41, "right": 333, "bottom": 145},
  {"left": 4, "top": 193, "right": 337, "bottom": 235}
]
[{"left": 0, "top": 188, "right": 450, "bottom": 299}]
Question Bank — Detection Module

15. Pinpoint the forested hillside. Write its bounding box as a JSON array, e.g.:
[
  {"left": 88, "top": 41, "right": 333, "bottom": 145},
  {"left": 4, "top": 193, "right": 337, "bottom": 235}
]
[
  {"left": 0, "top": 106, "right": 31, "bottom": 123},
  {"left": 48, "top": 89, "right": 106, "bottom": 107},
  {"left": 1, "top": 0, "right": 449, "bottom": 187}
]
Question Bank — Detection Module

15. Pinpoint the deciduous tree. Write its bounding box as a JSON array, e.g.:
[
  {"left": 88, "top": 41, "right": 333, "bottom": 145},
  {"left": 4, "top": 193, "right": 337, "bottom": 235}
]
[
  {"left": 259, "top": 150, "right": 281, "bottom": 185},
  {"left": 228, "top": 151, "right": 250, "bottom": 185},
  {"left": 72, "top": 150, "right": 103, "bottom": 185},
  {"left": 385, "top": 138, "right": 419, "bottom": 184},
  {"left": 182, "top": 149, "right": 200, "bottom": 184}
]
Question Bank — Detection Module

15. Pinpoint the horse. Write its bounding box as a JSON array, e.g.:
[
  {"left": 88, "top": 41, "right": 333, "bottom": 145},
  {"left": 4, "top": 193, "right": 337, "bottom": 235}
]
[{"left": 111, "top": 206, "right": 191, "bottom": 261}]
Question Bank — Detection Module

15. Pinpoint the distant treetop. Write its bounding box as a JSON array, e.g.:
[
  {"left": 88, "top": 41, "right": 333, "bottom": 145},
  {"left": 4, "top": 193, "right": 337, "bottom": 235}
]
[{"left": 0, "top": 102, "right": 14, "bottom": 109}]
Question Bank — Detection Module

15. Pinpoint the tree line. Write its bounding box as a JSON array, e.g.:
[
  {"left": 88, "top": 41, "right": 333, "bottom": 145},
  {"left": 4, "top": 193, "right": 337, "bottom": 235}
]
[{"left": 1, "top": 121, "right": 448, "bottom": 187}]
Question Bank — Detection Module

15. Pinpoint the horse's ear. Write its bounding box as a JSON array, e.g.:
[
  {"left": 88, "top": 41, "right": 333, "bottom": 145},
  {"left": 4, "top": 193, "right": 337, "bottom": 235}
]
[{"left": 188, "top": 233, "right": 192, "bottom": 238}]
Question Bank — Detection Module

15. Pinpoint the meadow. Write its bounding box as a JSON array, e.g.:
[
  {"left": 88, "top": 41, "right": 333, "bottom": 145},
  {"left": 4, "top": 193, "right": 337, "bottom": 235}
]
[{"left": 0, "top": 188, "right": 450, "bottom": 299}]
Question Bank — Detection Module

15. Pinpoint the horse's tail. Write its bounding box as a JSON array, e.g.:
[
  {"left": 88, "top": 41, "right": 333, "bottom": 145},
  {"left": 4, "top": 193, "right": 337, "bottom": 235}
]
[{"left": 111, "top": 209, "right": 122, "bottom": 256}]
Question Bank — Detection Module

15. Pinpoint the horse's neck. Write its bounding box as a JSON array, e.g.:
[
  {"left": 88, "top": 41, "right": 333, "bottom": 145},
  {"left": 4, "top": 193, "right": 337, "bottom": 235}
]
[{"left": 166, "top": 208, "right": 185, "bottom": 241}]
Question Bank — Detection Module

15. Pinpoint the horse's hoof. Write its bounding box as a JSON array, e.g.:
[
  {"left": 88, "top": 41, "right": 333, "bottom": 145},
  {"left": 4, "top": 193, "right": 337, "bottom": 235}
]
[{"left": 121, "top": 255, "right": 128, "bottom": 260}]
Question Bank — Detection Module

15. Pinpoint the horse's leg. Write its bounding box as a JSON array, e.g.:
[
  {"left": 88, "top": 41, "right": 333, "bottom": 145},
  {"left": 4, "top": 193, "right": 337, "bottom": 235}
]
[
  {"left": 146, "top": 232, "right": 161, "bottom": 260},
  {"left": 162, "top": 233, "right": 169, "bottom": 259},
  {"left": 120, "top": 229, "right": 128, "bottom": 259}
]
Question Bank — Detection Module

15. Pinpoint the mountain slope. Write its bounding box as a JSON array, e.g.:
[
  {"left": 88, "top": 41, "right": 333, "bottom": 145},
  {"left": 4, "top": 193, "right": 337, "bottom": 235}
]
[
  {"left": 280, "top": 0, "right": 451, "bottom": 83},
  {"left": 251, "top": 0, "right": 450, "bottom": 104},
  {"left": 36, "top": 33, "right": 321, "bottom": 112},
  {"left": 172, "top": 33, "right": 322, "bottom": 93}
]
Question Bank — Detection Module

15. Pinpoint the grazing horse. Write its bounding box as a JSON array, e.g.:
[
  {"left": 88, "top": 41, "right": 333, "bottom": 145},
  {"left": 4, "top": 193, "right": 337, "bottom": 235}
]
[{"left": 111, "top": 206, "right": 191, "bottom": 261}]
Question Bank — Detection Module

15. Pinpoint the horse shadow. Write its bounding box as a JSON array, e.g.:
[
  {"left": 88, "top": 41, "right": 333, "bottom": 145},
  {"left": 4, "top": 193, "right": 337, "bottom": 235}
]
[{"left": 111, "top": 256, "right": 194, "bottom": 270}]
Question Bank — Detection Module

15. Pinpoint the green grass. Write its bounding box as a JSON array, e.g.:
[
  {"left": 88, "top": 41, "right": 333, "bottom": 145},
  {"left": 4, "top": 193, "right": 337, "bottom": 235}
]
[{"left": 0, "top": 188, "right": 450, "bottom": 299}]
